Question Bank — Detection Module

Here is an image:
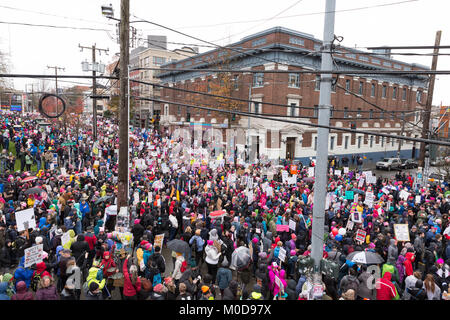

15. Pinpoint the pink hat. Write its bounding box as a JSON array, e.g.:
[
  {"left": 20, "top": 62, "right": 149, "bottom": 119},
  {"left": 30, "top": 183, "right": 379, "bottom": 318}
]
[
  {"left": 134, "top": 219, "right": 141, "bottom": 225},
  {"left": 252, "top": 237, "right": 259, "bottom": 244},
  {"left": 207, "top": 240, "right": 214, "bottom": 246},
  {"left": 290, "top": 250, "right": 296, "bottom": 256},
  {"left": 369, "top": 243, "right": 375, "bottom": 249},
  {"left": 437, "top": 258, "right": 444, "bottom": 264},
  {"left": 291, "top": 234, "right": 297, "bottom": 240}
]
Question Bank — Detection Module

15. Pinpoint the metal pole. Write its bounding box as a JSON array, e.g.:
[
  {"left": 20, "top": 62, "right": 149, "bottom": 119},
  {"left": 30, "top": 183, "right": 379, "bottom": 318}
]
[
  {"left": 118, "top": 0, "right": 130, "bottom": 215},
  {"left": 92, "top": 44, "right": 98, "bottom": 141},
  {"left": 311, "top": 0, "right": 336, "bottom": 275},
  {"left": 247, "top": 81, "right": 251, "bottom": 163},
  {"left": 419, "top": 30, "right": 441, "bottom": 167}
]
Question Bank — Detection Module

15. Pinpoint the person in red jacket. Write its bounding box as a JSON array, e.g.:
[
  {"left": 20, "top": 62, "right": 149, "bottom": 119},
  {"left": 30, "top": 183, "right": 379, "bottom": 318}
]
[
  {"left": 404, "top": 252, "right": 415, "bottom": 277},
  {"left": 376, "top": 271, "right": 399, "bottom": 300},
  {"left": 123, "top": 255, "right": 141, "bottom": 300},
  {"left": 32, "top": 262, "right": 52, "bottom": 281}
]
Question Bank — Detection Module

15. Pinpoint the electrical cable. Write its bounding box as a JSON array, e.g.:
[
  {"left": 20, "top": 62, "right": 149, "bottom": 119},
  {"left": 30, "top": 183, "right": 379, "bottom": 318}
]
[
  {"left": 137, "top": 96, "right": 450, "bottom": 146},
  {"left": 0, "top": 20, "right": 112, "bottom": 32}
]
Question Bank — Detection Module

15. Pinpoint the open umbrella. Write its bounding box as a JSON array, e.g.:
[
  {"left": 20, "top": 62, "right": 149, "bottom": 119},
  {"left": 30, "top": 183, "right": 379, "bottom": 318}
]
[
  {"left": 346, "top": 251, "right": 384, "bottom": 265},
  {"left": 209, "top": 210, "right": 227, "bottom": 218},
  {"left": 95, "top": 195, "right": 113, "bottom": 205},
  {"left": 230, "top": 246, "right": 251, "bottom": 271},
  {"left": 152, "top": 180, "right": 165, "bottom": 189},
  {"left": 302, "top": 177, "right": 314, "bottom": 182},
  {"left": 167, "top": 239, "right": 190, "bottom": 257},
  {"left": 351, "top": 188, "right": 365, "bottom": 195},
  {"left": 22, "top": 176, "right": 38, "bottom": 183},
  {"left": 24, "top": 187, "right": 45, "bottom": 195}
]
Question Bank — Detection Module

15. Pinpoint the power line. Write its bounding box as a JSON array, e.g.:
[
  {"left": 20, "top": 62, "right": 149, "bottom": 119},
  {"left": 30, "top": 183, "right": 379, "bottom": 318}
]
[
  {"left": 130, "top": 78, "right": 418, "bottom": 114},
  {"left": 0, "top": 20, "right": 112, "bottom": 32},
  {"left": 138, "top": 96, "right": 450, "bottom": 147}
]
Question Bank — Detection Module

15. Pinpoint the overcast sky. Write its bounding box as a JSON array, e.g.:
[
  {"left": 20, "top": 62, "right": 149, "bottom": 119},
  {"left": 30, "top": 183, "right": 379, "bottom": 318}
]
[{"left": 1, "top": 0, "right": 450, "bottom": 106}]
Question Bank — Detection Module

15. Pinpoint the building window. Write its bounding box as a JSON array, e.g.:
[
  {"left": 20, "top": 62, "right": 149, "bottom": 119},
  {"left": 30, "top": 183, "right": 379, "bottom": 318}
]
[
  {"left": 391, "top": 112, "right": 395, "bottom": 120},
  {"left": 252, "top": 38, "right": 267, "bottom": 47},
  {"left": 253, "top": 73, "right": 264, "bottom": 87},
  {"left": 345, "top": 79, "right": 351, "bottom": 91},
  {"left": 330, "top": 136, "right": 335, "bottom": 150},
  {"left": 359, "top": 82, "right": 364, "bottom": 95},
  {"left": 252, "top": 101, "right": 261, "bottom": 114},
  {"left": 153, "top": 56, "right": 166, "bottom": 66},
  {"left": 416, "top": 91, "right": 422, "bottom": 103},
  {"left": 289, "top": 37, "right": 305, "bottom": 46},
  {"left": 393, "top": 86, "right": 397, "bottom": 99},
  {"left": 288, "top": 73, "right": 300, "bottom": 88},
  {"left": 402, "top": 87, "right": 407, "bottom": 100},
  {"left": 207, "top": 79, "right": 212, "bottom": 92},
  {"left": 391, "top": 138, "right": 395, "bottom": 147},
  {"left": 371, "top": 83, "right": 376, "bottom": 97},
  {"left": 381, "top": 136, "right": 384, "bottom": 147},
  {"left": 177, "top": 106, "right": 181, "bottom": 115},
  {"left": 233, "top": 75, "right": 239, "bottom": 90},
  {"left": 314, "top": 105, "right": 318, "bottom": 118},
  {"left": 370, "top": 136, "right": 374, "bottom": 148},
  {"left": 382, "top": 85, "right": 387, "bottom": 98},
  {"left": 314, "top": 137, "right": 318, "bottom": 151},
  {"left": 357, "top": 108, "right": 362, "bottom": 118},
  {"left": 369, "top": 109, "right": 373, "bottom": 119},
  {"left": 372, "top": 58, "right": 381, "bottom": 65},
  {"left": 331, "top": 77, "right": 337, "bottom": 92},
  {"left": 315, "top": 75, "right": 321, "bottom": 90},
  {"left": 330, "top": 106, "right": 334, "bottom": 118},
  {"left": 358, "top": 136, "right": 362, "bottom": 148},
  {"left": 380, "top": 111, "right": 384, "bottom": 119},
  {"left": 344, "top": 107, "right": 348, "bottom": 118},
  {"left": 383, "top": 61, "right": 392, "bottom": 67},
  {"left": 289, "top": 103, "right": 298, "bottom": 117},
  {"left": 344, "top": 136, "right": 349, "bottom": 149}
]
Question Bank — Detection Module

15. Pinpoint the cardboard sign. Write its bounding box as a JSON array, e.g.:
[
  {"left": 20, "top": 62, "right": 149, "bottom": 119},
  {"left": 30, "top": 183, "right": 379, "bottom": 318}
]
[
  {"left": 335, "top": 169, "right": 342, "bottom": 177},
  {"left": 282, "top": 171, "right": 289, "bottom": 184},
  {"left": 154, "top": 234, "right": 165, "bottom": 250},
  {"left": 364, "top": 192, "right": 374, "bottom": 208},
  {"left": 343, "top": 167, "right": 349, "bottom": 174},
  {"left": 308, "top": 167, "right": 315, "bottom": 177},
  {"left": 345, "top": 191, "right": 354, "bottom": 200},
  {"left": 289, "top": 219, "right": 296, "bottom": 231},
  {"left": 351, "top": 211, "right": 362, "bottom": 224},
  {"left": 276, "top": 224, "right": 290, "bottom": 232},
  {"left": 61, "top": 231, "right": 71, "bottom": 247},
  {"left": 399, "top": 190, "right": 410, "bottom": 201},
  {"left": 415, "top": 195, "right": 421, "bottom": 204},
  {"left": 394, "top": 224, "right": 410, "bottom": 242},
  {"left": 290, "top": 165, "right": 298, "bottom": 175},
  {"left": 278, "top": 247, "right": 287, "bottom": 262},
  {"left": 358, "top": 178, "right": 365, "bottom": 188},
  {"left": 346, "top": 219, "right": 354, "bottom": 231},
  {"left": 355, "top": 229, "right": 366, "bottom": 243},
  {"left": 247, "top": 192, "right": 254, "bottom": 205},
  {"left": 24, "top": 244, "right": 44, "bottom": 268},
  {"left": 15, "top": 208, "right": 36, "bottom": 232}
]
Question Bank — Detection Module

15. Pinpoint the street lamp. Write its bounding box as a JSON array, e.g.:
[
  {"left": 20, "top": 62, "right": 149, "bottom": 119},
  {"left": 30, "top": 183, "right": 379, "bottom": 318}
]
[{"left": 101, "top": 4, "right": 114, "bottom": 18}]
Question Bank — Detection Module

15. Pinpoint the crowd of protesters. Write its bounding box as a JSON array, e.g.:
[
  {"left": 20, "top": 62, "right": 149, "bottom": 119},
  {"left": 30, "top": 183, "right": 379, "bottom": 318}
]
[{"left": 0, "top": 111, "right": 449, "bottom": 301}]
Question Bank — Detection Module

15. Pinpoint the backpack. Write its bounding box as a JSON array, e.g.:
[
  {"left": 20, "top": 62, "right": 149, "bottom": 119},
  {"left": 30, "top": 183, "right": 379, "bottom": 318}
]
[
  {"left": 180, "top": 260, "right": 187, "bottom": 273},
  {"left": 30, "top": 271, "right": 44, "bottom": 292},
  {"left": 152, "top": 273, "right": 161, "bottom": 286}
]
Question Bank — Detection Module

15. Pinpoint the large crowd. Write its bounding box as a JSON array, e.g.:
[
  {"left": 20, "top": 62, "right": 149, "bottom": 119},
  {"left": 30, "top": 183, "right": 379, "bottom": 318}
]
[{"left": 0, "top": 111, "right": 449, "bottom": 301}]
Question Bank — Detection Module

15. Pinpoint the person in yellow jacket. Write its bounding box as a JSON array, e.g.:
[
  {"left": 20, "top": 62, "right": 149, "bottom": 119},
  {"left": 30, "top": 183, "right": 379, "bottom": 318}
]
[
  {"left": 85, "top": 261, "right": 106, "bottom": 295},
  {"left": 62, "top": 229, "right": 77, "bottom": 250},
  {"left": 100, "top": 185, "right": 107, "bottom": 197}
]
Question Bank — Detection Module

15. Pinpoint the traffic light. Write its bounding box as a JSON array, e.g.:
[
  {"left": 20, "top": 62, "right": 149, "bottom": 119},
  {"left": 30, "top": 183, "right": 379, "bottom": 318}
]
[
  {"left": 134, "top": 113, "right": 141, "bottom": 128},
  {"left": 350, "top": 122, "right": 356, "bottom": 130},
  {"left": 424, "top": 143, "right": 430, "bottom": 158},
  {"left": 232, "top": 113, "right": 236, "bottom": 121}
]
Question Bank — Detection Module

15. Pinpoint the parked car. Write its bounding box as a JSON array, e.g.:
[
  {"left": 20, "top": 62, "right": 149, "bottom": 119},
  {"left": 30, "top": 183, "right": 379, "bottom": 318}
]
[
  {"left": 428, "top": 173, "right": 445, "bottom": 185},
  {"left": 376, "top": 157, "right": 402, "bottom": 171},
  {"left": 400, "top": 158, "right": 418, "bottom": 169}
]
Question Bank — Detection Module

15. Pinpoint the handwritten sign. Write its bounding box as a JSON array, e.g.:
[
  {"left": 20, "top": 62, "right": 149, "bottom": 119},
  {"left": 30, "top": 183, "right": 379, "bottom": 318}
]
[
  {"left": 355, "top": 229, "right": 367, "bottom": 243},
  {"left": 15, "top": 208, "right": 36, "bottom": 232},
  {"left": 276, "top": 224, "right": 290, "bottom": 232},
  {"left": 154, "top": 234, "right": 165, "bottom": 250},
  {"left": 278, "top": 247, "right": 287, "bottom": 262},
  {"left": 289, "top": 219, "right": 296, "bottom": 231},
  {"left": 24, "top": 244, "right": 44, "bottom": 268},
  {"left": 308, "top": 167, "right": 315, "bottom": 177},
  {"left": 394, "top": 224, "right": 410, "bottom": 242}
]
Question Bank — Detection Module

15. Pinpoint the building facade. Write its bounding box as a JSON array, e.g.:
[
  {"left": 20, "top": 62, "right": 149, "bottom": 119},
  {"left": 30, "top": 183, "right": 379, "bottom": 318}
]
[{"left": 157, "top": 27, "right": 429, "bottom": 164}]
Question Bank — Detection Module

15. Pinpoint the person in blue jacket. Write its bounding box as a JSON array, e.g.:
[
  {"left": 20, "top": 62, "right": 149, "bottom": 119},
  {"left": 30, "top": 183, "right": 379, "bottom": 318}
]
[
  {"left": 0, "top": 282, "right": 10, "bottom": 300},
  {"left": 13, "top": 257, "right": 34, "bottom": 289}
]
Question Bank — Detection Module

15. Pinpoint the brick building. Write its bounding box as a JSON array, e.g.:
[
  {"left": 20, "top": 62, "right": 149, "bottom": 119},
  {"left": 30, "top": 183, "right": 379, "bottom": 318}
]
[{"left": 157, "top": 27, "right": 429, "bottom": 164}]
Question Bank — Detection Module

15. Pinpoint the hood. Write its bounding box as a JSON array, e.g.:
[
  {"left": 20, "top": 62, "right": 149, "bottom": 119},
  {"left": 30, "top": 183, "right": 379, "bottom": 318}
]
[
  {"left": 265, "top": 231, "right": 272, "bottom": 240},
  {"left": 287, "top": 279, "right": 297, "bottom": 289},
  {"left": 389, "top": 239, "right": 396, "bottom": 246},
  {"left": 36, "top": 262, "right": 47, "bottom": 273},
  {"left": 1, "top": 273, "right": 13, "bottom": 283},
  {"left": 88, "top": 267, "right": 99, "bottom": 279},
  {"left": 56, "top": 245, "right": 64, "bottom": 255},
  {"left": 77, "top": 234, "right": 85, "bottom": 242},
  {"left": 39, "top": 217, "right": 47, "bottom": 225},
  {"left": 0, "top": 282, "right": 7, "bottom": 294},
  {"left": 103, "top": 251, "right": 111, "bottom": 259},
  {"left": 383, "top": 271, "right": 392, "bottom": 281},
  {"left": 68, "top": 229, "right": 76, "bottom": 238},
  {"left": 405, "top": 252, "right": 414, "bottom": 261},
  {"left": 16, "top": 281, "right": 27, "bottom": 293}
]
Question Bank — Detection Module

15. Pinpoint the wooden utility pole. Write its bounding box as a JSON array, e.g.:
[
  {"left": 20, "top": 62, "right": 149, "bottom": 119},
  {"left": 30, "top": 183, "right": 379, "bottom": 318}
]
[
  {"left": 47, "top": 65, "right": 65, "bottom": 130},
  {"left": 79, "top": 44, "right": 109, "bottom": 141},
  {"left": 419, "top": 30, "right": 441, "bottom": 168},
  {"left": 117, "top": 0, "right": 130, "bottom": 215}
]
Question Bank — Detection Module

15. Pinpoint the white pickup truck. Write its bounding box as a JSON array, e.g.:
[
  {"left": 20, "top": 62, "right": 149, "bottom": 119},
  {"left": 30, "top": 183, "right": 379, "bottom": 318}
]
[{"left": 376, "top": 157, "right": 402, "bottom": 171}]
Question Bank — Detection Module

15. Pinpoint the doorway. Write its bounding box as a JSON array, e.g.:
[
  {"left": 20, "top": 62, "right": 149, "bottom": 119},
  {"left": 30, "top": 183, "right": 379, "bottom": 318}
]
[{"left": 286, "top": 137, "right": 296, "bottom": 160}]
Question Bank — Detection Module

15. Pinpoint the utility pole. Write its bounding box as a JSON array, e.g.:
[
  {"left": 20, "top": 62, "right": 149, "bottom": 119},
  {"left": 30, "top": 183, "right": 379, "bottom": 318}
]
[
  {"left": 118, "top": 0, "right": 130, "bottom": 216},
  {"left": 47, "top": 65, "right": 65, "bottom": 129},
  {"left": 419, "top": 30, "right": 441, "bottom": 168},
  {"left": 79, "top": 44, "right": 109, "bottom": 142},
  {"left": 311, "top": 0, "right": 335, "bottom": 283}
]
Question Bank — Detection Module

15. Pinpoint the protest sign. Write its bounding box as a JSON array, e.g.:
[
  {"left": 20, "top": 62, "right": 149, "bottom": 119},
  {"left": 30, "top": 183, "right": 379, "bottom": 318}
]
[
  {"left": 399, "top": 190, "right": 410, "bottom": 201},
  {"left": 415, "top": 195, "right": 421, "bottom": 204},
  {"left": 345, "top": 191, "right": 354, "bottom": 200},
  {"left": 24, "top": 244, "right": 43, "bottom": 268},
  {"left": 282, "top": 171, "right": 289, "bottom": 184},
  {"left": 356, "top": 229, "right": 367, "bottom": 243},
  {"left": 343, "top": 167, "right": 349, "bottom": 174},
  {"left": 308, "top": 167, "right": 315, "bottom": 177},
  {"left": 278, "top": 247, "right": 287, "bottom": 262},
  {"left": 334, "top": 169, "right": 341, "bottom": 177},
  {"left": 266, "top": 187, "right": 274, "bottom": 197},
  {"left": 346, "top": 219, "right": 354, "bottom": 231},
  {"left": 290, "top": 165, "right": 298, "bottom": 175},
  {"left": 154, "top": 234, "right": 165, "bottom": 249},
  {"left": 289, "top": 219, "right": 296, "bottom": 231},
  {"left": 358, "top": 178, "right": 365, "bottom": 188},
  {"left": 276, "top": 224, "right": 290, "bottom": 232},
  {"left": 15, "top": 208, "right": 36, "bottom": 232},
  {"left": 394, "top": 224, "right": 410, "bottom": 242},
  {"left": 61, "top": 231, "right": 71, "bottom": 247}
]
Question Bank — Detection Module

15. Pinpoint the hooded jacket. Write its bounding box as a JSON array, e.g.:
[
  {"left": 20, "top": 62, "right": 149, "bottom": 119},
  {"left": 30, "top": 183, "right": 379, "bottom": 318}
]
[
  {"left": 357, "top": 271, "right": 376, "bottom": 300},
  {"left": 216, "top": 266, "right": 233, "bottom": 290},
  {"left": 404, "top": 252, "right": 415, "bottom": 277},
  {"left": 11, "top": 281, "right": 34, "bottom": 300},
  {"left": 35, "top": 282, "right": 59, "bottom": 300},
  {"left": 262, "top": 231, "right": 272, "bottom": 253},
  {"left": 376, "top": 272, "right": 399, "bottom": 300},
  {"left": 123, "top": 259, "right": 141, "bottom": 297},
  {"left": 205, "top": 245, "right": 221, "bottom": 265},
  {"left": 387, "top": 239, "right": 398, "bottom": 264},
  {"left": 62, "top": 229, "right": 77, "bottom": 250},
  {"left": 70, "top": 235, "right": 90, "bottom": 263},
  {"left": 286, "top": 279, "right": 297, "bottom": 300},
  {"left": 86, "top": 266, "right": 106, "bottom": 291},
  {"left": 0, "top": 282, "right": 10, "bottom": 300},
  {"left": 14, "top": 258, "right": 34, "bottom": 288}
]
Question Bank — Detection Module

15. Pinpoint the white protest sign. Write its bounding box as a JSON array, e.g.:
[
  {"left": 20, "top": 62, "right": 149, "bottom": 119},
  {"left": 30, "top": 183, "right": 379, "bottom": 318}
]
[
  {"left": 394, "top": 224, "right": 410, "bottom": 242},
  {"left": 15, "top": 208, "right": 36, "bottom": 232},
  {"left": 288, "top": 175, "right": 297, "bottom": 185},
  {"left": 364, "top": 192, "right": 374, "bottom": 208},
  {"left": 358, "top": 178, "right": 365, "bottom": 188},
  {"left": 278, "top": 247, "right": 287, "bottom": 262},
  {"left": 399, "top": 190, "right": 410, "bottom": 201},
  {"left": 24, "top": 244, "right": 43, "bottom": 268},
  {"left": 343, "top": 167, "right": 349, "bottom": 174},
  {"left": 282, "top": 170, "right": 289, "bottom": 184},
  {"left": 382, "top": 187, "right": 390, "bottom": 195},
  {"left": 61, "top": 231, "right": 71, "bottom": 247},
  {"left": 355, "top": 229, "right": 367, "bottom": 243},
  {"left": 247, "top": 191, "right": 254, "bottom": 205},
  {"left": 415, "top": 195, "right": 421, "bottom": 204},
  {"left": 367, "top": 175, "right": 377, "bottom": 185},
  {"left": 60, "top": 167, "right": 67, "bottom": 176},
  {"left": 354, "top": 194, "right": 359, "bottom": 204},
  {"left": 308, "top": 167, "right": 315, "bottom": 177},
  {"left": 334, "top": 170, "right": 341, "bottom": 177},
  {"left": 346, "top": 219, "right": 354, "bottom": 231},
  {"left": 266, "top": 187, "right": 274, "bottom": 197},
  {"left": 289, "top": 219, "right": 296, "bottom": 231}
]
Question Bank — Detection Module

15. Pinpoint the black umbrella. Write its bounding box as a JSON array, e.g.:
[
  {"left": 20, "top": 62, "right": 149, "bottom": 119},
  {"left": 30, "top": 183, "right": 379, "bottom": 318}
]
[
  {"left": 95, "top": 196, "right": 113, "bottom": 205},
  {"left": 24, "top": 187, "right": 45, "bottom": 195},
  {"left": 167, "top": 239, "right": 190, "bottom": 256}
]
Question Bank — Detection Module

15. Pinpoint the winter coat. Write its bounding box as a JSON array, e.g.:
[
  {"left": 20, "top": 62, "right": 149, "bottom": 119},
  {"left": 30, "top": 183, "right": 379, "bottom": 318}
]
[
  {"left": 216, "top": 267, "right": 232, "bottom": 290},
  {"left": 205, "top": 245, "right": 221, "bottom": 265},
  {"left": 404, "top": 252, "right": 415, "bottom": 277},
  {"left": 339, "top": 275, "right": 360, "bottom": 294},
  {"left": 262, "top": 231, "right": 273, "bottom": 253},
  {"left": 171, "top": 255, "right": 185, "bottom": 280},
  {"left": 35, "top": 285, "right": 59, "bottom": 300},
  {"left": 0, "top": 282, "right": 10, "bottom": 300},
  {"left": 387, "top": 239, "right": 398, "bottom": 264},
  {"left": 376, "top": 272, "right": 399, "bottom": 300},
  {"left": 14, "top": 265, "right": 34, "bottom": 289},
  {"left": 86, "top": 267, "right": 106, "bottom": 291},
  {"left": 357, "top": 272, "right": 376, "bottom": 300},
  {"left": 285, "top": 279, "right": 297, "bottom": 300},
  {"left": 11, "top": 281, "right": 34, "bottom": 300},
  {"left": 222, "top": 281, "right": 238, "bottom": 300},
  {"left": 396, "top": 255, "right": 406, "bottom": 284},
  {"left": 123, "top": 259, "right": 141, "bottom": 297}
]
